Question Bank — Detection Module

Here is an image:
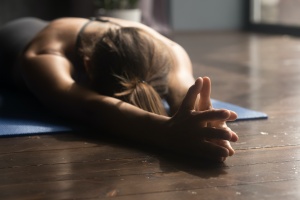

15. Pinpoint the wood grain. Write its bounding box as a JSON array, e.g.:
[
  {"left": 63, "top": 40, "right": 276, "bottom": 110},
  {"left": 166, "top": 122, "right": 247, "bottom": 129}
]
[{"left": 1, "top": 31, "right": 300, "bottom": 199}]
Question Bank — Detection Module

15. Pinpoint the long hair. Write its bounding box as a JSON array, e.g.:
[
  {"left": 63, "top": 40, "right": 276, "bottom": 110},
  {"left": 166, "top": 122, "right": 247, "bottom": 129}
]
[{"left": 86, "top": 27, "right": 172, "bottom": 116}]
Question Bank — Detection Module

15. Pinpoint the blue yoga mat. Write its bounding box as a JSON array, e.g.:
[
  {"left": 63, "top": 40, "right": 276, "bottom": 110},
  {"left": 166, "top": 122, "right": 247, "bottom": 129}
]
[
  {"left": 0, "top": 91, "right": 267, "bottom": 137},
  {"left": 0, "top": 91, "right": 73, "bottom": 137},
  {"left": 211, "top": 99, "right": 268, "bottom": 121}
]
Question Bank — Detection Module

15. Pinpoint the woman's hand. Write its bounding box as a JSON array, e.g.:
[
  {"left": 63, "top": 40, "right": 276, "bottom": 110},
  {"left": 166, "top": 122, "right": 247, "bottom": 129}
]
[
  {"left": 164, "top": 77, "right": 238, "bottom": 162},
  {"left": 197, "top": 77, "right": 238, "bottom": 157}
]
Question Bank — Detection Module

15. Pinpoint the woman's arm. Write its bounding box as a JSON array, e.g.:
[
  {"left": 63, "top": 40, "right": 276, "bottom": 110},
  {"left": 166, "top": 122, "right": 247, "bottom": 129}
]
[
  {"left": 21, "top": 53, "right": 168, "bottom": 142},
  {"left": 166, "top": 43, "right": 195, "bottom": 114},
  {"left": 21, "top": 53, "right": 237, "bottom": 161}
]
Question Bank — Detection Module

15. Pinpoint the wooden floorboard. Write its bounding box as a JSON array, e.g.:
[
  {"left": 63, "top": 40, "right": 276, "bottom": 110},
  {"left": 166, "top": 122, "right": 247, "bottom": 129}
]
[{"left": 1, "top": 31, "right": 300, "bottom": 199}]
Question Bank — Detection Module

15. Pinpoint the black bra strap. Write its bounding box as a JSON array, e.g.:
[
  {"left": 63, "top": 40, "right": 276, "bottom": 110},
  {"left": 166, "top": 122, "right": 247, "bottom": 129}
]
[
  {"left": 75, "top": 20, "right": 94, "bottom": 51},
  {"left": 76, "top": 17, "right": 121, "bottom": 52}
]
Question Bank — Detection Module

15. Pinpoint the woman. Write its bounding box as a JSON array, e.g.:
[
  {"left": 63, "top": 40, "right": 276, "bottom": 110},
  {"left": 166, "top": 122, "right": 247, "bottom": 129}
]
[{"left": 0, "top": 17, "right": 238, "bottom": 162}]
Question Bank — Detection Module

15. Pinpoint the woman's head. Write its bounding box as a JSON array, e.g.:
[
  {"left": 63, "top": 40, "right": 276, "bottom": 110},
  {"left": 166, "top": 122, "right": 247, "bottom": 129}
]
[{"left": 86, "top": 27, "right": 173, "bottom": 115}]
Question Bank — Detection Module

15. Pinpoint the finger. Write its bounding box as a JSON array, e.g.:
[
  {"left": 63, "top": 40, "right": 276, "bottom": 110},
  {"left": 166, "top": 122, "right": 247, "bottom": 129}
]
[
  {"left": 180, "top": 77, "right": 203, "bottom": 110},
  {"left": 208, "top": 139, "right": 235, "bottom": 156},
  {"left": 222, "top": 140, "right": 235, "bottom": 156},
  {"left": 229, "top": 131, "right": 239, "bottom": 142},
  {"left": 199, "top": 141, "right": 230, "bottom": 158},
  {"left": 180, "top": 140, "right": 229, "bottom": 161},
  {"left": 219, "top": 126, "right": 239, "bottom": 142},
  {"left": 193, "top": 109, "right": 231, "bottom": 122},
  {"left": 218, "top": 124, "right": 239, "bottom": 142},
  {"left": 207, "top": 121, "right": 239, "bottom": 142},
  {"left": 198, "top": 76, "right": 212, "bottom": 111},
  {"left": 168, "top": 134, "right": 229, "bottom": 162},
  {"left": 227, "top": 110, "right": 238, "bottom": 121},
  {"left": 197, "top": 127, "right": 233, "bottom": 141}
]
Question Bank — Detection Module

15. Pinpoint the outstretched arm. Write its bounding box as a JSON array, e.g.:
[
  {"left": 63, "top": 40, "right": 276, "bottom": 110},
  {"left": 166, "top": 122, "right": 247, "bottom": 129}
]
[
  {"left": 22, "top": 53, "right": 237, "bottom": 162},
  {"left": 21, "top": 53, "right": 168, "bottom": 143},
  {"left": 166, "top": 43, "right": 195, "bottom": 115}
]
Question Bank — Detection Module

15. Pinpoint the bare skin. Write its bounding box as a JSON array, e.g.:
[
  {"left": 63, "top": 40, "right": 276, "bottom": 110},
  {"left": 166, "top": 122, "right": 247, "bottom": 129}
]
[
  {"left": 196, "top": 77, "right": 237, "bottom": 158},
  {"left": 18, "top": 17, "right": 238, "bottom": 162}
]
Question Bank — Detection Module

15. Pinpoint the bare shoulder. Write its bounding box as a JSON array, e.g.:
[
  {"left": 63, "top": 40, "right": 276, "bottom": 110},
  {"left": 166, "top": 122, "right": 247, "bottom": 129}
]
[
  {"left": 47, "top": 17, "right": 88, "bottom": 30},
  {"left": 24, "top": 18, "right": 89, "bottom": 58}
]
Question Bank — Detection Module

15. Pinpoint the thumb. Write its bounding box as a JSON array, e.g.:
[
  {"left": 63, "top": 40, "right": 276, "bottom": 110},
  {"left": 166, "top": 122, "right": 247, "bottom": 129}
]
[
  {"left": 198, "top": 76, "right": 212, "bottom": 111},
  {"left": 180, "top": 77, "right": 203, "bottom": 111}
]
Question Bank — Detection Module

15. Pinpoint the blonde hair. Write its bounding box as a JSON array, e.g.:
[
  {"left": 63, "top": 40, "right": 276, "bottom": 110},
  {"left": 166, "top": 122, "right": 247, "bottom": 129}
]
[{"left": 87, "top": 27, "right": 172, "bottom": 116}]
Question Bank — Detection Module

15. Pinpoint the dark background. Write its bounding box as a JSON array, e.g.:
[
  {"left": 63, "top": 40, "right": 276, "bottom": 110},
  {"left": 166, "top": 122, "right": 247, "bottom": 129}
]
[{"left": 0, "top": 0, "right": 95, "bottom": 25}]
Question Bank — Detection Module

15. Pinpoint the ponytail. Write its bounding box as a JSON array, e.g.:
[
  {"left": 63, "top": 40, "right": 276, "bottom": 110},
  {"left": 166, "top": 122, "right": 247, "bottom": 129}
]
[
  {"left": 114, "top": 78, "right": 167, "bottom": 116},
  {"left": 88, "top": 27, "right": 172, "bottom": 116}
]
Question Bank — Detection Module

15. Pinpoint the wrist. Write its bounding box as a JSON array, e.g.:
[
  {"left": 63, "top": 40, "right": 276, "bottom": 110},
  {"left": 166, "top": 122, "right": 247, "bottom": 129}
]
[{"left": 138, "top": 112, "right": 170, "bottom": 144}]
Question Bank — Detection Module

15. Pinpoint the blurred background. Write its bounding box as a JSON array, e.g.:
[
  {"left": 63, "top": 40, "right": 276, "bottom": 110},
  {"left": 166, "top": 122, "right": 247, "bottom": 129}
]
[
  {"left": 0, "top": 0, "right": 300, "bottom": 36},
  {"left": 0, "top": 0, "right": 244, "bottom": 32}
]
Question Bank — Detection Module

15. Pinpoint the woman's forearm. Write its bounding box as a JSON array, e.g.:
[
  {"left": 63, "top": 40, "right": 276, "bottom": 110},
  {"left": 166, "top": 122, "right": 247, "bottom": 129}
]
[
  {"left": 22, "top": 54, "right": 169, "bottom": 144},
  {"left": 40, "top": 78, "right": 238, "bottom": 162},
  {"left": 84, "top": 93, "right": 170, "bottom": 142}
]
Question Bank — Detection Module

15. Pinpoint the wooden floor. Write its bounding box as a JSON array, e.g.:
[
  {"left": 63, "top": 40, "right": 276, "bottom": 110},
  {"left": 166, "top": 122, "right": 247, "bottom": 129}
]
[{"left": 1, "top": 31, "right": 300, "bottom": 199}]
